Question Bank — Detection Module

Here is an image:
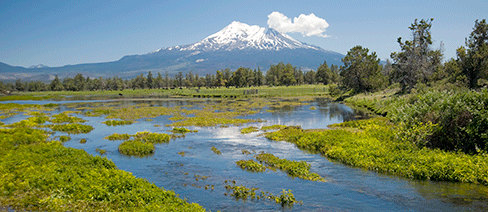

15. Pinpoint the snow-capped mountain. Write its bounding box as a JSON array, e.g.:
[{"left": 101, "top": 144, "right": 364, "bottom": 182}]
[
  {"left": 181, "top": 21, "right": 320, "bottom": 51},
  {"left": 153, "top": 21, "right": 323, "bottom": 53},
  {"left": 28, "top": 64, "right": 49, "bottom": 69},
  {"left": 1, "top": 21, "right": 344, "bottom": 81}
]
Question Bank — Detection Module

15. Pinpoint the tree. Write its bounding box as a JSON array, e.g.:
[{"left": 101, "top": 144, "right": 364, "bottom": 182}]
[
  {"left": 391, "top": 18, "right": 443, "bottom": 92},
  {"left": 73, "top": 73, "right": 86, "bottom": 91},
  {"left": 147, "top": 71, "right": 154, "bottom": 89},
  {"left": 155, "top": 72, "right": 163, "bottom": 89},
  {"left": 304, "top": 70, "right": 316, "bottom": 84},
  {"left": 457, "top": 19, "right": 488, "bottom": 88},
  {"left": 50, "top": 75, "right": 64, "bottom": 91},
  {"left": 340, "top": 45, "right": 385, "bottom": 93}
]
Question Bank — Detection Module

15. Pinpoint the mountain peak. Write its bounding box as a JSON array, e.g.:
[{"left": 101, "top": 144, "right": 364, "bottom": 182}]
[
  {"left": 28, "top": 64, "right": 49, "bottom": 69},
  {"left": 160, "top": 21, "right": 321, "bottom": 52}
]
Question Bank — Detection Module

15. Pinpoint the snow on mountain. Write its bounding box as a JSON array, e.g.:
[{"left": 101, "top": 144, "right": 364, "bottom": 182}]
[
  {"left": 159, "top": 21, "right": 322, "bottom": 52},
  {"left": 28, "top": 64, "right": 49, "bottom": 69}
]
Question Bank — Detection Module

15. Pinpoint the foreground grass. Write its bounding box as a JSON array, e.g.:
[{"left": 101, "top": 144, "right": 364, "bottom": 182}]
[
  {"left": 0, "top": 128, "right": 204, "bottom": 211},
  {"left": 265, "top": 117, "right": 488, "bottom": 185}
]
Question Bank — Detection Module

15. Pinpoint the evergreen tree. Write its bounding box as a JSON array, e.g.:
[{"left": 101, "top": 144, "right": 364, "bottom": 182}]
[
  {"left": 457, "top": 19, "right": 488, "bottom": 88},
  {"left": 50, "top": 75, "right": 64, "bottom": 91},
  {"left": 391, "top": 18, "right": 443, "bottom": 92},
  {"left": 147, "top": 71, "right": 154, "bottom": 89},
  {"left": 340, "top": 45, "right": 385, "bottom": 93},
  {"left": 155, "top": 72, "right": 163, "bottom": 89}
]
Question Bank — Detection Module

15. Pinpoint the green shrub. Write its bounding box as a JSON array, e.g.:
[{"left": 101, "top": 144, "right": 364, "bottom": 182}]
[
  {"left": 79, "top": 138, "right": 87, "bottom": 143},
  {"left": 388, "top": 90, "right": 488, "bottom": 153},
  {"left": 118, "top": 140, "right": 155, "bottom": 157}
]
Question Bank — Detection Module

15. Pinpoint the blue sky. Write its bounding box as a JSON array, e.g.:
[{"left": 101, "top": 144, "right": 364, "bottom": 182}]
[{"left": 0, "top": 0, "right": 486, "bottom": 67}]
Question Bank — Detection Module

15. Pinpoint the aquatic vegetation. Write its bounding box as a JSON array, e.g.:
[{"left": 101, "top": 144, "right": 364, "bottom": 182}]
[
  {"left": 51, "top": 112, "right": 86, "bottom": 123},
  {"left": 95, "top": 148, "right": 106, "bottom": 155},
  {"left": 241, "top": 149, "right": 252, "bottom": 155},
  {"left": 0, "top": 127, "right": 49, "bottom": 147},
  {"left": 57, "top": 135, "right": 71, "bottom": 142},
  {"left": 264, "top": 126, "right": 303, "bottom": 143},
  {"left": 27, "top": 112, "right": 50, "bottom": 124},
  {"left": 104, "top": 133, "right": 131, "bottom": 141},
  {"left": 224, "top": 182, "right": 259, "bottom": 200},
  {"left": 236, "top": 159, "right": 266, "bottom": 172},
  {"left": 105, "top": 131, "right": 170, "bottom": 144},
  {"left": 134, "top": 131, "right": 171, "bottom": 144},
  {"left": 118, "top": 140, "right": 155, "bottom": 156},
  {"left": 0, "top": 123, "right": 204, "bottom": 211},
  {"left": 102, "top": 119, "right": 134, "bottom": 126},
  {"left": 268, "top": 117, "right": 488, "bottom": 185},
  {"left": 224, "top": 181, "right": 302, "bottom": 207},
  {"left": 309, "top": 106, "right": 316, "bottom": 110},
  {"left": 47, "top": 123, "right": 94, "bottom": 134},
  {"left": 211, "top": 146, "right": 222, "bottom": 155},
  {"left": 6, "top": 119, "right": 40, "bottom": 128},
  {"left": 178, "top": 151, "right": 186, "bottom": 157},
  {"left": 194, "top": 174, "right": 209, "bottom": 181},
  {"left": 79, "top": 138, "right": 87, "bottom": 143},
  {"left": 171, "top": 127, "right": 197, "bottom": 134},
  {"left": 260, "top": 125, "right": 286, "bottom": 132},
  {"left": 168, "top": 116, "right": 261, "bottom": 127},
  {"left": 255, "top": 152, "right": 324, "bottom": 182},
  {"left": 240, "top": 126, "right": 259, "bottom": 134}
]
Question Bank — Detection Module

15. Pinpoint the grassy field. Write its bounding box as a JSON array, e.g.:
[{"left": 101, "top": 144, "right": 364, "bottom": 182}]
[{"left": 0, "top": 84, "right": 332, "bottom": 101}]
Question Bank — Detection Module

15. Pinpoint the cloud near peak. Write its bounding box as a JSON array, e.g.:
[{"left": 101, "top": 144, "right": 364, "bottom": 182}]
[{"left": 267, "top": 12, "right": 330, "bottom": 37}]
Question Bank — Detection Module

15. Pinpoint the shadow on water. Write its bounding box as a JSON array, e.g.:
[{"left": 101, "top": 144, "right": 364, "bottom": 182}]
[{"left": 2, "top": 98, "right": 488, "bottom": 211}]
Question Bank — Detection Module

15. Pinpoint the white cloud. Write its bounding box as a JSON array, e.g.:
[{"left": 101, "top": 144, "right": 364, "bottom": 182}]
[{"left": 267, "top": 12, "right": 330, "bottom": 37}]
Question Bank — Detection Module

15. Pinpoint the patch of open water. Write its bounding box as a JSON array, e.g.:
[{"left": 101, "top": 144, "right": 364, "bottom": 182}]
[{"left": 2, "top": 99, "right": 488, "bottom": 211}]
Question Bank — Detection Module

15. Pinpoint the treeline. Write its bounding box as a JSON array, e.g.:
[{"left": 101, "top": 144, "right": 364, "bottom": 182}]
[
  {"left": 1, "top": 19, "right": 486, "bottom": 94},
  {"left": 0, "top": 62, "right": 340, "bottom": 92}
]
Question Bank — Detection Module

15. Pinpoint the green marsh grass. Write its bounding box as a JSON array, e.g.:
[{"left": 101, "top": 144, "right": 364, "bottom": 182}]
[
  {"left": 118, "top": 140, "right": 155, "bottom": 157},
  {"left": 266, "top": 117, "right": 488, "bottom": 184},
  {"left": 171, "top": 127, "right": 197, "bottom": 134},
  {"left": 0, "top": 123, "right": 203, "bottom": 211},
  {"left": 224, "top": 181, "right": 302, "bottom": 207},
  {"left": 102, "top": 119, "right": 134, "bottom": 126},
  {"left": 236, "top": 159, "right": 266, "bottom": 172},
  {"left": 255, "top": 152, "right": 325, "bottom": 182},
  {"left": 51, "top": 112, "right": 86, "bottom": 123},
  {"left": 48, "top": 123, "right": 94, "bottom": 134},
  {"left": 240, "top": 126, "right": 259, "bottom": 134}
]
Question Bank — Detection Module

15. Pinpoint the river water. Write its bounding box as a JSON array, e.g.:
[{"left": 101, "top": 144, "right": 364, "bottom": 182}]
[{"left": 2, "top": 98, "right": 488, "bottom": 211}]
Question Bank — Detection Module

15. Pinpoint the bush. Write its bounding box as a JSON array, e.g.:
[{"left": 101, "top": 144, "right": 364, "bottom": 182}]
[{"left": 388, "top": 89, "right": 488, "bottom": 153}]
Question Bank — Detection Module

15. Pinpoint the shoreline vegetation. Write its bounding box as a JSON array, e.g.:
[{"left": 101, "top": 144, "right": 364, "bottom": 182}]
[
  {"left": 1, "top": 18, "right": 487, "bottom": 211},
  {"left": 2, "top": 84, "right": 488, "bottom": 210}
]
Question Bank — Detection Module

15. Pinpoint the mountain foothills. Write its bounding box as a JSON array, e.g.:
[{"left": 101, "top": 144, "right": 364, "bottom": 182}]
[{"left": 0, "top": 21, "right": 343, "bottom": 81}]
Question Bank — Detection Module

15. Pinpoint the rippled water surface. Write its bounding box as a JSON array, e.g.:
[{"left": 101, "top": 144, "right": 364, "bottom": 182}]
[{"left": 3, "top": 98, "right": 488, "bottom": 211}]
